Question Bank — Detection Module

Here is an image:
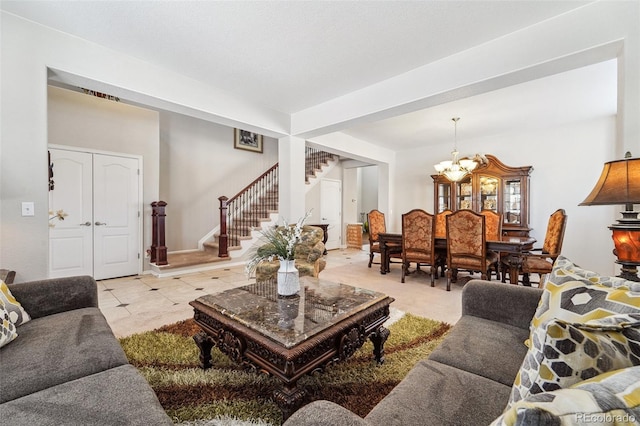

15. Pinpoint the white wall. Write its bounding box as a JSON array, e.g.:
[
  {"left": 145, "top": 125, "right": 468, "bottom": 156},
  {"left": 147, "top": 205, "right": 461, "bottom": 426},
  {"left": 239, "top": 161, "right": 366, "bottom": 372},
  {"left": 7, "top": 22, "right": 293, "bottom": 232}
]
[
  {"left": 394, "top": 116, "right": 618, "bottom": 276},
  {"left": 360, "top": 165, "right": 379, "bottom": 218},
  {"left": 342, "top": 167, "right": 360, "bottom": 226},
  {"left": 48, "top": 86, "right": 160, "bottom": 270},
  {"left": 159, "top": 113, "right": 278, "bottom": 250}
]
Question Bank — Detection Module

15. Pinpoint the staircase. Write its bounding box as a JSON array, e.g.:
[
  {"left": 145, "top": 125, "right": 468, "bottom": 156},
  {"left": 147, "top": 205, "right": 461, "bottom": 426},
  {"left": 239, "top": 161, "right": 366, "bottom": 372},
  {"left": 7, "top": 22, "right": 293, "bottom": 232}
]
[{"left": 149, "top": 148, "right": 337, "bottom": 277}]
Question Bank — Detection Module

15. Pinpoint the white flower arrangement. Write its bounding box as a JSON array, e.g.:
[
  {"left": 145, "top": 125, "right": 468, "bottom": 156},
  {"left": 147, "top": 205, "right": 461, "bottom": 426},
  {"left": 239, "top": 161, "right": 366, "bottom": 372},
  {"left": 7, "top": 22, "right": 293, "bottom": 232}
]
[
  {"left": 48, "top": 209, "right": 68, "bottom": 227},
  {"left": 245, "top": 210, "right": 312, "bottom": 275}
]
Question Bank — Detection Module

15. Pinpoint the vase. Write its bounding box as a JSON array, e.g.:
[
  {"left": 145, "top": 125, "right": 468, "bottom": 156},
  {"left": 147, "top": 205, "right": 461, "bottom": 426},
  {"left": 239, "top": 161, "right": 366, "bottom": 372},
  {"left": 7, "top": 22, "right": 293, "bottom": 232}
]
[
  {"left": 277, "top": 259, "right": 300, "bottom": 296},
  {"left": 277, "top": 294, "right": 300, "bottom": 329}
]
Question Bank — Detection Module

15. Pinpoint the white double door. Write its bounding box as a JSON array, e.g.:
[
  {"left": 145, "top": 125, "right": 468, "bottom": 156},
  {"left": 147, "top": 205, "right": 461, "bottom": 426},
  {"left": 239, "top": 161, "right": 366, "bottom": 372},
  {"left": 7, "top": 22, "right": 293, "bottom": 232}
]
[{"left": 49, "top": 148, "right": 141, "bottom": 280}]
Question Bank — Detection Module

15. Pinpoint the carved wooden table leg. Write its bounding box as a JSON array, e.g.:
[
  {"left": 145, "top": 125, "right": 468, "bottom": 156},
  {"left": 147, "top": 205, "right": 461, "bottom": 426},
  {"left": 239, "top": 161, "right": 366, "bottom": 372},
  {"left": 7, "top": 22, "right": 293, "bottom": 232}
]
[
  {"left": 193, "top": 331, "right": 215, "bottom": 369},
  {"left": 274, "top": 383, "right": 306, "bottom": 421},
  {"left": 370, "top": 325, "right": 390, "bottom": 365}
]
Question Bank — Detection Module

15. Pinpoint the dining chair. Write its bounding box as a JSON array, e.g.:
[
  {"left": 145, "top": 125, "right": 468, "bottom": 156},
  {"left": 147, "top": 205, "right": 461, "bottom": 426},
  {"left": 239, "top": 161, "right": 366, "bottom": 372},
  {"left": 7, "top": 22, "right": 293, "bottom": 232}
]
[
  {"left": 434, "top": 210, "right": 452, "bottom": 277},
  {"left": 367, "top": 210, "right": 401, "bottom": 267},
  {"left": 401, "top": 209, "right": 436, "bottom": 285},
  {"left": 446, "top": 210, "right": 495, "bottom": 291},
  {"left": 505, "top": 208, "right": 567, "bottom": 286},
  {"left": 480, "top": 209, "right": 503, "bottom": 280}
]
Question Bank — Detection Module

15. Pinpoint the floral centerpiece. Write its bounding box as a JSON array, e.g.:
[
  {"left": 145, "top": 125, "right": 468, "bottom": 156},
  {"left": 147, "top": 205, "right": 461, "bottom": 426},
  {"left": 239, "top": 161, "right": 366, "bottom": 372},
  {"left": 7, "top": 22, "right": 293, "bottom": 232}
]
[{"left": 246, "top": 211, "right": 311, "bottom": 296}]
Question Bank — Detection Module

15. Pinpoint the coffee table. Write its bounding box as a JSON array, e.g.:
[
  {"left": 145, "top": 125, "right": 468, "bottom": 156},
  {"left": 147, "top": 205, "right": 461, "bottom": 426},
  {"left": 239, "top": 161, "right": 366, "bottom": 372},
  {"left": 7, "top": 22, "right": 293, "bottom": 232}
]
[{"left": 189, "top": 277, "right": 394, "bottom": 419}]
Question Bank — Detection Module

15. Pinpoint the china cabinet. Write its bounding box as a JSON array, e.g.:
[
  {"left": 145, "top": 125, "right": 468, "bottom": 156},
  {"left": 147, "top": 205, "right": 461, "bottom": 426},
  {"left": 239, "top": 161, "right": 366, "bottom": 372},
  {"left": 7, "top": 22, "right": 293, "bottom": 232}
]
[{"left": 432, "top": 155, "right": 532, "bottom": 236}]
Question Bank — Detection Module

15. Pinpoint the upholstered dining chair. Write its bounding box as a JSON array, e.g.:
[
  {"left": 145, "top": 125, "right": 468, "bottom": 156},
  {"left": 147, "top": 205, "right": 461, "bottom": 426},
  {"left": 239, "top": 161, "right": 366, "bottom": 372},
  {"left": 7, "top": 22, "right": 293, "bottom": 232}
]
[
  {"left": 445, "top": 210, "right": 496, "bottom": 291},
  {"left": 434, "top": 210, "right": 452, "bottom": 277},
  {"left": 367, "top": 210, "right": 401, "bottom": 267},
  {"left": 401, "top": 209, "right": 436, "bottom": 285},
  {"left": 480, "top": 210, "right": 503, "bottom": 280},
  {"left": 507, "top": 208, "right": 567, "bottom": 286}
]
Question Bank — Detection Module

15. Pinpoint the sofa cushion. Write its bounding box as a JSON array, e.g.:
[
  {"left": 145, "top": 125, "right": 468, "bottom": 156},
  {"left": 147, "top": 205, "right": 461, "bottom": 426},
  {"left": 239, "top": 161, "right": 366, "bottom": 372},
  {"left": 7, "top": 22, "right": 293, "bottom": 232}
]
[
  {"left": 428, "top": 314, "right": 530, "bottom": 386},
  {"left": 493, "top": 366, "right": 640, "bottom": 426},
  {"left": 0, "top": 364, "right": 173, "bottom": 425},
  {"left": 1, "top": 279, "right": 31, "bottom": 325},
  {"left": 285, "top": 400, "right": 371, "bottom": 426},
  {"left": 0, "top": 300, "right": 18, "bottom": 348},
  {"left": 509, "top": 313, "right": 640, "bottom": 406},
  {"left": 366, "top": 359, "right": 512, "bottom": 426},
  {"left": 0, "top": 307, "right": 128, "bottom": 403}
]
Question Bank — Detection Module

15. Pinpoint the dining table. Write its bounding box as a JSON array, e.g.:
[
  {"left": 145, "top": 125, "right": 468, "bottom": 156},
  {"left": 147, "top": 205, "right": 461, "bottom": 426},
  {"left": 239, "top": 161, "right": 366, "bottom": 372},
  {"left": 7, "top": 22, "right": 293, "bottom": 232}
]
[{"left": 377, "top": 232, "right": 536, "bottom": 285}]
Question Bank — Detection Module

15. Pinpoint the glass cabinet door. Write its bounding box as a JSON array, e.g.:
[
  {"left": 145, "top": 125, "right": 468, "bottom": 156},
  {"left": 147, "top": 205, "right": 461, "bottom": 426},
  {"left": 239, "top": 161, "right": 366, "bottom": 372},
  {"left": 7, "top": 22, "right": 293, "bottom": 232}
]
[
  {"left": 456, "top": 177, "right": 473, "bottom": 210},
  {"left": 479, "top": 176, "right": 499, "bottom": 212},
  {"left": 437, "top": 182, "right": 451, "bottom": 213},
  {"left": 504, "top": 179, "right": 522, "bottom": 225}
]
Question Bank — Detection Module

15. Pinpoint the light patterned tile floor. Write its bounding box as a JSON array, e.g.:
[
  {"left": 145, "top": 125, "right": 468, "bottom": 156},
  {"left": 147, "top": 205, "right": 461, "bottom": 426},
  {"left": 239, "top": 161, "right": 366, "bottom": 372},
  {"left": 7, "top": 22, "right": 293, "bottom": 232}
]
[{"left": 99, "top": 247, "right": 468, "bottom": 338}]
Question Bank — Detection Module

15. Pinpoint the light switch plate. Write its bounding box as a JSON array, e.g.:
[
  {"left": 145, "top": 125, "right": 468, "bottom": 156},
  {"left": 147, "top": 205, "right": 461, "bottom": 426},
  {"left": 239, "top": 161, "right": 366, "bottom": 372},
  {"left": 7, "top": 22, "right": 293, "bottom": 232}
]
[{"left": 21, "top": 202, "right": 35, "bottom": 217}]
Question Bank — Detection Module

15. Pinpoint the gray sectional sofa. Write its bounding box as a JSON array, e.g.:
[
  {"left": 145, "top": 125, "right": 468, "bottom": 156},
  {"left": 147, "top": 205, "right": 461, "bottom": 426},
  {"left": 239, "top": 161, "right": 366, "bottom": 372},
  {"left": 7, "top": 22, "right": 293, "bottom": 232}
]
[
  {"left": 0, "top": 276, "right": 173, "bottom": 425},
  {"left": 284, "top": 280, "right": 544, "bottom": 426}
]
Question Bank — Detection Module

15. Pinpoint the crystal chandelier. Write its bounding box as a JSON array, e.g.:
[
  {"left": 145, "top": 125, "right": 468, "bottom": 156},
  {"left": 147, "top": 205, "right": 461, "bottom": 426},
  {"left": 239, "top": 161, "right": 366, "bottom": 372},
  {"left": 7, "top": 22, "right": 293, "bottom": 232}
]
[{"left": 434, "top": 117, "right": 477, "bottom": 182}]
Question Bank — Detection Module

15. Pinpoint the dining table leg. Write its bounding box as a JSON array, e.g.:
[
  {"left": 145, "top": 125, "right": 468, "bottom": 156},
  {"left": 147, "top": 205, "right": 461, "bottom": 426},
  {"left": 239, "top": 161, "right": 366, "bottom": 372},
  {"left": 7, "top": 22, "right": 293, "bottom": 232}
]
[
  {"left": 504, "top": 253, "right": 524, "bottom": 285},
  {"left": 380, "top": 242, "right": 388, "bottom": 274}
]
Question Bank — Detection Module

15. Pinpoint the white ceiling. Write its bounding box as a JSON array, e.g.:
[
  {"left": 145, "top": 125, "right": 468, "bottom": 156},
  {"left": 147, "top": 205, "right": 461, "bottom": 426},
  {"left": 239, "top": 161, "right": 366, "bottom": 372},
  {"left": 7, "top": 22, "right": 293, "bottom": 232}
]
[{"left": 2, "top": 0, "right": 615, "bottom": 151}]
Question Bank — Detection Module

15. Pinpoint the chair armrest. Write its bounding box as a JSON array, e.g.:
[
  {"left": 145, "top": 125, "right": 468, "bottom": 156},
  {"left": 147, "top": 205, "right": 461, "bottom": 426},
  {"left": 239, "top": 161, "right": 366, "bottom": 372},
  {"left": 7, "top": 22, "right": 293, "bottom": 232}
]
[
  {"left": 284, "top": 400, "right": 371, "bottom": 426},
  {"left": 461, "top": 280, "right": 543, "bottom": 330},
  {"left": 7, "top": 275, "right": 98, "bottom": 319}
]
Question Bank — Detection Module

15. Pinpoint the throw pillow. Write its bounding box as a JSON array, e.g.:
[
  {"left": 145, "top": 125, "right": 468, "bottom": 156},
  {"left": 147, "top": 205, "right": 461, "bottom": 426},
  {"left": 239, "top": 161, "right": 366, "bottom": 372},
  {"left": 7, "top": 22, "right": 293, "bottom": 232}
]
[
  {"left": 0, "top": 300, "right": 18, "bottom": 348},
  {"left": 492, "top": 366, "right": 640, "bottom": 426},
  {"left": 508, "top": 313, "right": 640, "bottom": 406},
  {"left": 530, "top": 256, "right": 640, "bottom": 338},
  {"left": 0, "top": 279, "right": 31, "bottom": 325}
]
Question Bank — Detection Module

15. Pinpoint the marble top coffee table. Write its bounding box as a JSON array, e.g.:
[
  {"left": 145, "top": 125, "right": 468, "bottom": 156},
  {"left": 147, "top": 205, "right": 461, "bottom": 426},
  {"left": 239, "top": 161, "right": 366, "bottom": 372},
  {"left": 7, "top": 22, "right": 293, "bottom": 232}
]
[{"left": 189, "top": 276, "right": 394, "bottom": 420}]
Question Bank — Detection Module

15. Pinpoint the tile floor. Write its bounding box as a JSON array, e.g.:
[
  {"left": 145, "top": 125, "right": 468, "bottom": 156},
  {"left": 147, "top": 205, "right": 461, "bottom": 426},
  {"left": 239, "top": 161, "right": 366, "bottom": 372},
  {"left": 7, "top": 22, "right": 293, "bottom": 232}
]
[{"left": 99, "top": 247, "right": 468, "bottom": 338}]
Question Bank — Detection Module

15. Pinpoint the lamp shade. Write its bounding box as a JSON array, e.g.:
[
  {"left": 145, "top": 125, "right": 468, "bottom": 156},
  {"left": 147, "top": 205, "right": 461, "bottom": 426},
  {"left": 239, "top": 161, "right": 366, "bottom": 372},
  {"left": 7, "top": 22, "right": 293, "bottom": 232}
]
[{"left": 579, "top": 157, "right": 640, "bottom": 206}]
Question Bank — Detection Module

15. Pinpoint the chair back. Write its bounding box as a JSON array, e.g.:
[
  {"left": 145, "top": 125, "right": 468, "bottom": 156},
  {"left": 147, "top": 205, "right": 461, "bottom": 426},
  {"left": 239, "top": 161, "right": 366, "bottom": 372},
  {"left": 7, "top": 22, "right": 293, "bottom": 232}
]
[
  {"left": 367, "top": 209, "right": 386, "bottom": 244},
  {"left": 435, "top": 209, "right": 452, "bottom": 238},
  {"left": 542, "top": 209, "right": 568, "bottom": 257},
  {"left": 402, "top": 209, "right": 435, "bottom": 262},
  {"left": 480, "top": 210, "right": 502, "bottom": 241},
  {"left": 446, "top": 210, "right": 486, "bottom": 262}
]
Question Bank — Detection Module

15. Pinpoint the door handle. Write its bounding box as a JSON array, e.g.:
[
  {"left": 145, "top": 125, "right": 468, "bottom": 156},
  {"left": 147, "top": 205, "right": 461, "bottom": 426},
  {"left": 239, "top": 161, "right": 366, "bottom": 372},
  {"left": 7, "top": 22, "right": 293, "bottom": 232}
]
[
  {"left": 95, "top": 222, "right": 107, "bottom": 226},
  {"left": 80, "top": 221, "right": 92, "bottom": 226}
]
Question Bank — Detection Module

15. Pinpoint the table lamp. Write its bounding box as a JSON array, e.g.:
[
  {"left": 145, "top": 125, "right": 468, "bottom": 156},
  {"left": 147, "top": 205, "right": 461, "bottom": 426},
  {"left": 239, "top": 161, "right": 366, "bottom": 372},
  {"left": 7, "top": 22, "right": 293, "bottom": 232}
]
[{"left": 580, "top": 152, "right": 640, "bottom": 281}]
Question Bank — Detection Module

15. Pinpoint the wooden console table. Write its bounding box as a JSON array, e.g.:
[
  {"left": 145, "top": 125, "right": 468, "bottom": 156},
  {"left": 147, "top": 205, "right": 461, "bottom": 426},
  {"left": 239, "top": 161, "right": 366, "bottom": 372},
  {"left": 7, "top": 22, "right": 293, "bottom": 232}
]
[{"left": 190, "top": 277, "right": 394, "bottom": 420}]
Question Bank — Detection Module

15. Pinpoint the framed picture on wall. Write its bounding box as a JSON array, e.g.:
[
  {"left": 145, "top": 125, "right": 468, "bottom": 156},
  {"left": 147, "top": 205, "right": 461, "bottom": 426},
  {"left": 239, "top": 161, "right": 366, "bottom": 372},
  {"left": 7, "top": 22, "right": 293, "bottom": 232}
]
[{"left": 234, "top": 129, "right": 263, "bottom": 153}]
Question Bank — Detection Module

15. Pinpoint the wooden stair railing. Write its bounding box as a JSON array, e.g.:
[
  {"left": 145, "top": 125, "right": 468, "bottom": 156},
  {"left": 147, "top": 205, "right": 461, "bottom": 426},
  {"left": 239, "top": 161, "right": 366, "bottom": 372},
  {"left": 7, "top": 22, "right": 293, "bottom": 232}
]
[
  {"left": 150, "top": 201, "right": 168, "bottom": 265},
  {"left": 217, "top": 148, "right": 336, "bottom": 257},
  {"left": 305, "top": 147, "right": 336, "bottom": 182},
  {"left": 218, "top": 164, "right": 279, "bottom": 257}
]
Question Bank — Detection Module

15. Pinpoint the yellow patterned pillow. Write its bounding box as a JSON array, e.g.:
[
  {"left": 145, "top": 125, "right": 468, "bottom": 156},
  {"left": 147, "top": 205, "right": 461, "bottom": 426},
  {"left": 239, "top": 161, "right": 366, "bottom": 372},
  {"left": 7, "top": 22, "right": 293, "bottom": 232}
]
[
  {"left": 494, "top": 366, "right": 640, "bottom": 425},
  {"left": 0, "top": 279, "right": 31, "bottom": 325},
  {"left": 509, "top": 313, "right": 640, "bottom": 406},
  {"left": 0, "top": 299, "right": 18, "bottom": 348},
  {"left": 530, "top": 256, "right": 640, "bottom": 340}
]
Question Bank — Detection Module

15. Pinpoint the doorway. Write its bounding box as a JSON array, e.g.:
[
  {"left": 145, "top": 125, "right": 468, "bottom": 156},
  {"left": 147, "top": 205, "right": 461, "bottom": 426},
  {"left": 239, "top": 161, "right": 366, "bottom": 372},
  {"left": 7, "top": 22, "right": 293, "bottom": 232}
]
[
  {"left": 48, "top": 148, "right": 142, "bottom": 280},
  {"left": 320, "top": 178, "right": 342, "bottom": 250}
]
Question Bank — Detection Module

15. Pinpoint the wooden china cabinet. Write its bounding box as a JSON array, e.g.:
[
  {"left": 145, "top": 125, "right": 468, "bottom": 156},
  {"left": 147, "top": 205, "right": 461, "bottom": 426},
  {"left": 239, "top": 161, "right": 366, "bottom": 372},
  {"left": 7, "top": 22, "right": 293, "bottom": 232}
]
[{"left": 432, "top": 155, "right": 533, "bottom": 236}]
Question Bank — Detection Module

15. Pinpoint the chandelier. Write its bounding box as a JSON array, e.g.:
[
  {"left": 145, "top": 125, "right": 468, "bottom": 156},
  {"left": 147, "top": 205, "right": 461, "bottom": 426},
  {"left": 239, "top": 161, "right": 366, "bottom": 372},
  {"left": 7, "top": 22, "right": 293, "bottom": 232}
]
[{"left": 434, "top": 117, "right": 477, "bottom": 182}]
